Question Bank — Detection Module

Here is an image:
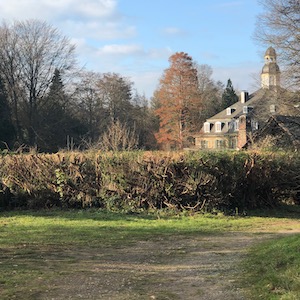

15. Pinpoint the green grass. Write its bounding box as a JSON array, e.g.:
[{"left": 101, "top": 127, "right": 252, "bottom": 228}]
[
  {"left": 242, "top": 234, "right": 300, "bottom": 300},
  {"left": 0, "top": 208, "right": 299, "bottom": 299}
]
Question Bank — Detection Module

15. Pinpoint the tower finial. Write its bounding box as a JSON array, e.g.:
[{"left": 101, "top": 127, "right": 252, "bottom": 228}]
[{"left": 261, "top": 47, "right": 280, "bottom": 89}]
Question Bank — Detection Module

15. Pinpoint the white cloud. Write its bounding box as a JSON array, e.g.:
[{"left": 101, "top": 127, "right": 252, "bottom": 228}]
[
  {"left": 0, "top": 0, "right": 117, "bottom": 20},
  {"left": 0, "top": 0, "right": 184, "bottom": 98},
  {"left": 0, "top": 0, "right": 134, "bottom": 41},
  {"left": 61, "top": 20, "right": 136, "bottom": 40},
  {"left": 212, "top": 62, "right": 261, "bottom": 93},
  {"left": 131, "top": 71, "right": 162, "bottom": 98},
  {"left": 73, "top": 0, "right": 117, "bottom": 19},
  {"left": 98, "top": 44, "right": 144, "bottom": 55}
]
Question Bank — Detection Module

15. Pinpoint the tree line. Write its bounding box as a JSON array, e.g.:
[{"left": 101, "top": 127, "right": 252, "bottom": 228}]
[
  {"left": 0, "top": 20, "right": 239, "bottom": 152},
  {"left": 1, "top": 0, "right": 297, "bottom": 152},
  {"left": 0, "top": 20, "right": 157, "bottom": 152}
]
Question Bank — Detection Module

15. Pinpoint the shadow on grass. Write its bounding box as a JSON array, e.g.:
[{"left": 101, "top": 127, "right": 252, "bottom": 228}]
[
  {"left": 0, "top": 208, "right": 158, "bottom": 221},
  {"left": 2, "top": 203, "right": 300, "bottom": 221},
  {"left": 246, "top": 204, "right": 300, "bottom": 220}
]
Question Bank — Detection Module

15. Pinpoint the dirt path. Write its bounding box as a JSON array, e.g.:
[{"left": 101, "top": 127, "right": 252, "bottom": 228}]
[{"left": 41, "top": 232, "right": 277, "bottom": 300}]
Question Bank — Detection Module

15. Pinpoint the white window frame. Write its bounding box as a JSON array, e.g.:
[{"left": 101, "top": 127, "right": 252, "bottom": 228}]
[
  {"left": 270, "top": 104, "right": 276, "bottom": 113},
  {"left": 226, "top": 108, "right": 232, "bottom": 115},
  {"left": 243, "top": 106, "right": 248, "bottom": 114},
  {"left": 204, "top": 122, "right": 211, "bottom": 133},
  {"left": 251, "top": 120, "right": 259, "bottom": 130},
  {"left": 233, "top": 120, "right": 239, "bottom": 131},
  {"left": 215, "top": 121, "right": 222, "bottom": 132}
]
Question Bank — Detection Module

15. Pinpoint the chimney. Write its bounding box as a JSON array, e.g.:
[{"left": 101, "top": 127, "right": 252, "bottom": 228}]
[
  {"left": 240, "top": 91, "right": 249, "bottom": 103},
  {"left": 237, "top": 115, "right": 251, "bottom": 149}
]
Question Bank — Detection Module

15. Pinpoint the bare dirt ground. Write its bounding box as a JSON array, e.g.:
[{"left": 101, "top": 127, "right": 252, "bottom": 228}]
[{"left": 39, "top": 232, "right": 283, "bottom": 300}]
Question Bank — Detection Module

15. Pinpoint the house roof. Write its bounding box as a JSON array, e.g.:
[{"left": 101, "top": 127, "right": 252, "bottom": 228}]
[
  {"left": 207, "top": 88, "right": 272, "bottom": 122},
  {"left": 256, "top": 115, "right": 300, "bottom": 147},
  {"left": 197, "top": 87, "right": 299, "bottom": 138}
]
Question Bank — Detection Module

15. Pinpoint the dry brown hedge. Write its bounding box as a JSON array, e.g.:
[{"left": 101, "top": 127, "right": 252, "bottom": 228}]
[{"left": 0, "top": 150, "right": 299, "bottom": 212}]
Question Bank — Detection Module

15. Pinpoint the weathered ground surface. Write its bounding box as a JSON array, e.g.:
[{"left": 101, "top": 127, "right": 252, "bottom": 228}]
[{"left": 40, "top": 232, "right": 280, "bottom": 300}]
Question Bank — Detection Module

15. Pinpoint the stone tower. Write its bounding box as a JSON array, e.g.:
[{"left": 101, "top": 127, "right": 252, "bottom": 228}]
[{"left": 261, "top": 46, "right": 280, "bottom": 89}]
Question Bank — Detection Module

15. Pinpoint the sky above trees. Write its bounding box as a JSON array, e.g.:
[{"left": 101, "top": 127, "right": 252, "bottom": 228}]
[{"left": 0, "top": 0, "right": 265, "bottom": 98}]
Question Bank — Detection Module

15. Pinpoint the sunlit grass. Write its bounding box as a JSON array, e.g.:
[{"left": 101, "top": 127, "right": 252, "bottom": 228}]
[
  {"left": 0, "top": 208, "right": 299, "bottom": 299},
  {"left": 242, "top": 234, "right": 300, "bottom": 300},
  {"left": 0, "top": 210, "right": 290, "bottom": 245}
]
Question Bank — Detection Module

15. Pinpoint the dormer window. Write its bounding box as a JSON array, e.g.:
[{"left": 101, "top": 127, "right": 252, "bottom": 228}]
[
  {"left": 243, "top": 106, "right": 248, "bottom": 114},
  {"left": 233, "top": 120, "right": 239, "bottom": 131},
  {"left": 204, "top": 122, "right": 211, "bottom": 133},
  {"left": 215, "top": 121, "right": 222, "bottom": 132},
  {"left": 251, "top": 120, "right": 259, "bottom": 130},
  {"left": 226, "top": 108, "right": 232, "bottom": 115},
  {"left": 270, "top": 104, "right": 276, "bottom": 113}
]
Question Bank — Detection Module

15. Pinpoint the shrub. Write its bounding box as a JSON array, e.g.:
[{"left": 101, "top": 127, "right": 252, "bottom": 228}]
[{"left": 0, "top": 150, "right": 299, "bottom": 212}]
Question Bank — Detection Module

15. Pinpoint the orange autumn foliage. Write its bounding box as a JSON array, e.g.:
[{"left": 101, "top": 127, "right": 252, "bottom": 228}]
[{"left": 154, "top": 52, "right": 201, "bottom": 150}]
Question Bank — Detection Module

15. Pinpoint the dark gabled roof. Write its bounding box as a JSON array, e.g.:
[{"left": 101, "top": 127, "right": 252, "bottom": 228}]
[
  {"left": 207, "top": 89, "right": 268, "bottom": 122},
  {"left": 259, "top": 115, "right": 300, "bottom": 145}
]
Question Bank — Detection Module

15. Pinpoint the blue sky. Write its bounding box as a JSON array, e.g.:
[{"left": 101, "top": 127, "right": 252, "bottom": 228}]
[{"left": 0, "top": 0, "right": 266, "bottom": 98}]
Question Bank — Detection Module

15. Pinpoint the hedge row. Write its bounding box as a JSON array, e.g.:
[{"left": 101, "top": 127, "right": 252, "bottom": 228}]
[{"left": 0, "top": 150, "right": 299, "bottom": 212}]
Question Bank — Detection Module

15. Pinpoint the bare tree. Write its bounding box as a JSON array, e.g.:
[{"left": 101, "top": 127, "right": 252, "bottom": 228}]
[
  {"left": 254, "top": 0, "right": 300, "bottom": 88},
  {"left": 0, "top": 20, "right": 76, "bottom": 145},
  {"left": 0, "top": 23, "right": 22, "bottom": 139},
  {"left": 98, "top": 120, "right": 138, "bottom": 151},
  {"left": 196, "top": 64, "right": 214, "bottom": 93},
  {"left": 73, "top": 71, "right": 104, "bottom": 142},
  {"left": 195, "top": 63, "right": 223, "bottom": 123}
]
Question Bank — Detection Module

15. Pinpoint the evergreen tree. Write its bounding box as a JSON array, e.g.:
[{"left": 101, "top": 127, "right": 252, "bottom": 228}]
[
  {"left": 221, "top": 79, "right": 239, "bottom": 110},
  {"left": 38, "top": 69, "right": 80, "bottom": 152},
  {"left": 0, "top": 76, "right": 15, "bottom": 149},
  {"left": 97, "top": 73, "right": 134, "bottom": 126}
]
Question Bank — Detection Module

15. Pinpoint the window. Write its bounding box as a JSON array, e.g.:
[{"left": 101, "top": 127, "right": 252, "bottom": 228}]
[
  {"left": 233, "top": 120, "right": 239, "bottom": 131},
  {"left": 229, "top": 137, "right": 237, "bottom": 149},
  {"left": 251, "top": 120, "right": 259, "bottom": 130},
  {"left": 243, "top": 106, "right": 248, "bottom": 114},
  {"left": 204, "top": 122, "right": 211, "bottom": 133},
  {"left": 201, "top": 140, "right": 208, "bottom": 149},
  {"left": 270, "top": 104, "right": 276, "bottom": 113},
  {"left": 215, "top": 121, "right": 222, "bottom": 132},
  {"left": 226, "top": 108, "right": 232, "bottom": 115},
  {"left": 215, "top": 140, "right": 225, "bottom": 149}
]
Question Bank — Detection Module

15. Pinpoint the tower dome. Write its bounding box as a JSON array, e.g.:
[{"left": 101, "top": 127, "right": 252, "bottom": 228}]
[
  {"left": 261, "top": 47, "right": 280, "bottom": 89},
  {"left": 265, "top": 46, "right": 276, "bottom": 57}
]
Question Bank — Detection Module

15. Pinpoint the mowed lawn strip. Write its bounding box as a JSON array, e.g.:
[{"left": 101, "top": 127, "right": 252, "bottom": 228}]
[{"left": 0, "top": 208, "right": 299, "bottom": 299}]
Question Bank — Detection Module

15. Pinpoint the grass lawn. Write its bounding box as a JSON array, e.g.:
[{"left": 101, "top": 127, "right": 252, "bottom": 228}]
[
  {"left": 0, "top": 207, "right": 299, "bottom": 299},
  {"left": 242, "top": 234, "right": 300, "bottom": 299}
]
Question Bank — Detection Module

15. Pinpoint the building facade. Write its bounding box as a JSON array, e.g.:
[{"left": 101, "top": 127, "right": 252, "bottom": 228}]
[{"left": 195, "top": 47, "right": 284, "bottom": 150}]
